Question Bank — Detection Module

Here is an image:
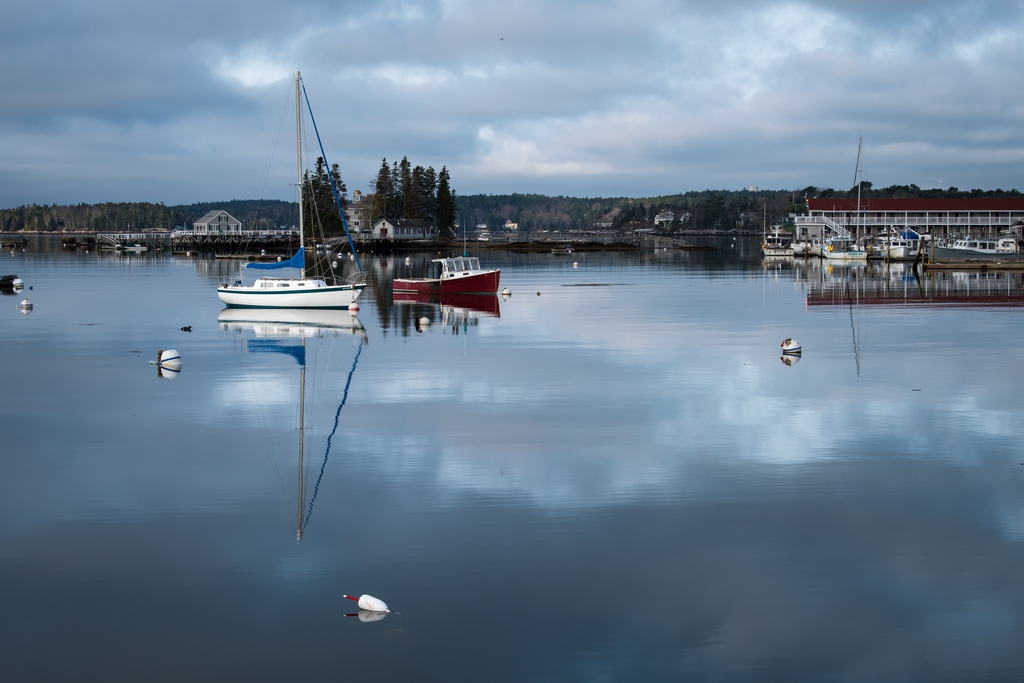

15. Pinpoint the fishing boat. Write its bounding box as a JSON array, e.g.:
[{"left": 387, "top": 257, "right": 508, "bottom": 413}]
[
  {"left": 824, "top": 236, "right": 867, "bottom": 260},
  {"left": 393, "top": 256, "right": 500, "bottom": 295},
  {"left": 762, "top": 230, "right": 794, "bottom": 257},
  {"left": 218, "top": 72, "right": 365, "bottom": 309},
  {"left": 930, "top": 236, "right": 1019, "bottom": 260}
]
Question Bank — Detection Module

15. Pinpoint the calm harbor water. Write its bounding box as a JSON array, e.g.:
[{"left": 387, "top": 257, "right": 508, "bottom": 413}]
[{"left": 2, "top": 237, "right": 1024, "bottom": 681}]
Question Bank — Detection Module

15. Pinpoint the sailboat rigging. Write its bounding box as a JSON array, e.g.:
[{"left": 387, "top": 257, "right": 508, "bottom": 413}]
[{"left": 218, "top": 71, "right": 366, "bottom": 309}]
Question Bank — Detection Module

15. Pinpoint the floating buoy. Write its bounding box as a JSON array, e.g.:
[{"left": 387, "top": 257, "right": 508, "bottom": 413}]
[
  {"left": 261, "top": 249, "right": 266, "bottom": 256},
  {"left": 277, "top": 256, "right": 282, "bottom": 262},
  {"left": 405, "top": 256, "right": 412, "bottom": 265},
  {"left": 349, "top": 253, "right": 355, "bottom": 261},
  {"left": 17, "top": 298, "right": 32, "bottom": 313},
  {"left": 572, "top": 262, "right": 578, "bottom": 268},
  {"left": 418, "top": 316, "right": 430, "bottom": 327},
  {"left": 181, "top": 326, "right": 192, "bottom": 332},
  {"left": 344, "top": 594, "right": 390, "bottom": 613},
  {"left": 349, "top": 301, "right": 359, "bottom": 313},
  {"left": 780, "top": 338, "right": 802, "bottom": 354},
  {"left": 158, "top": 349, "right": 182, "bottom": 370},
  {"left": 12, "top": 278, "right": 24, "bottom": 288},
  {"left": 536, "top": 291, "right": 541, "bottom": 296},
  {"left": 332, "top": 261, "right": 338, "bottom": 269},
  {"left": 501, "top": 288, "right": 511, "bottom": 298}
]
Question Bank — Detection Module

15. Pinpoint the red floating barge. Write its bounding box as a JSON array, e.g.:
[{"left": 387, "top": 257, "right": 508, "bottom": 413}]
[{"left": 393, "top": 256, "right": 500, "bottom": 295}]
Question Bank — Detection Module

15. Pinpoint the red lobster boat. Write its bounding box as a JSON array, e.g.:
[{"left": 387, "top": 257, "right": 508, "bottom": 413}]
[{"left": 393, "top": 256, "right": 500, "bottom": 295}]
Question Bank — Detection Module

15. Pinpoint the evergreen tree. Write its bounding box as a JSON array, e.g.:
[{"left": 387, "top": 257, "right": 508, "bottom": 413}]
[
  {"left": 399, "top": 156, "right": 413, "bottom": 218},
  {"left": 373, "top": 158, "right": 392, "bottom": 222},
  {"left": 435, "top": 166, "right": 457, "bottom": 241},
  {"left": 304, "top": 156, "right": 347, "bottom": 237}
]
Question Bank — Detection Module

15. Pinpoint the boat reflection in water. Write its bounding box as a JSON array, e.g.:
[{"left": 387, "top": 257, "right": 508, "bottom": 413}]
[
  {"left": 218, "top": 307, "right": 366, "bottom": 542},
  {"left": 795, "top": 260, "right": 1024, "bottom": 308},
  {"left": 393, "top": 292, "right": 500, "bottom": 334},
  {"left": 345, "top": 609, "right": 389, "bottom": 623},
  {"left": 218, "top": 307, "right": 368, "bottom": 340}
]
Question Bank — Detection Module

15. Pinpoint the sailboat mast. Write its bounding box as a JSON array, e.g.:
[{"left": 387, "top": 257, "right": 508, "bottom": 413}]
[
  {"left": 854, "top": 137, "right": 863, "bottom": 241},
  {"left": 297, "top": 336, "right": 306, "bottom": 541},
  {"left": 295, "top": 71, "right": 304, "bottom": 269}
]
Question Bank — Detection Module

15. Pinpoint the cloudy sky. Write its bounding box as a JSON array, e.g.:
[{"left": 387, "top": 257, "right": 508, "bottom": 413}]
[{"left": 2, "top": 0, "right": 1023, "bottom": 206}]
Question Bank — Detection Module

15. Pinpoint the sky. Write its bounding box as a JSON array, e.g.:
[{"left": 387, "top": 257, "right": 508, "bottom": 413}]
[{"left": 2, "top": 0, "right": 1023, "bottom": 206}]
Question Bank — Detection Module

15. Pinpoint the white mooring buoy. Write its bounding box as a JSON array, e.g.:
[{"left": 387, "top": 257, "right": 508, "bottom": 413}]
[
  {"left": 18, "top": 298, "right": 32, "bottom": 313},
  {"left": 158, "top": 349, "right": 183, "bottom": 370},
  {"left": 418, "top": 316, "right": 430, "bottom": 328},
  {"left": 405, "top": 256, "right": 412, "bottom": 265},
  {"left": 780, "top": 338, "right": 802, "bottom": 354},
  {"left": 572, "top": 262, "right": 578, "bottom": 268},
  {"left": 13, "top": 278, "right": 24, "bottom": 288},
  {"left": 501, "top": 288, "right": 511, "bottom": 298},
  {"left": 349, "top": 301, "right": 359, "bottom": 313},
  {"left": 332, "top": 261, "right": 338, "bottom": 269},
  {"left": 344, "top": 594, "right": 390, "bottom": 613}
]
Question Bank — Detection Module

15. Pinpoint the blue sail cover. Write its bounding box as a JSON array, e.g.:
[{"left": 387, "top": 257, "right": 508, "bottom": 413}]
[{"left": 246, "top": 248, "right": 304, "bottom": 270}]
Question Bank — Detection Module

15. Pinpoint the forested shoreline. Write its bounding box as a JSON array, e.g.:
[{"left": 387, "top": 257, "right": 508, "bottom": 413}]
[{"left": 3, "top": 183, "right": 1020, "bottom": 234}]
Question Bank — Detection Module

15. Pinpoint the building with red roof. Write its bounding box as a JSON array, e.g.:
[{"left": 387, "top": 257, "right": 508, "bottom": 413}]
[{"left": 795, "top": 198, "right": 1024, "bottom": 240}]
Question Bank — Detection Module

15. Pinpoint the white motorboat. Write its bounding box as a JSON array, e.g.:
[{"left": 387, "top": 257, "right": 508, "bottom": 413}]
[
  {"left": 824, "top": 237, "right": 867, "bottom": 260},
  {"left": 762, "top": 230, "right": 794, "bottom": 257},
  {"left": 217, "top": 72, "right": 365, "bottom": 310}
]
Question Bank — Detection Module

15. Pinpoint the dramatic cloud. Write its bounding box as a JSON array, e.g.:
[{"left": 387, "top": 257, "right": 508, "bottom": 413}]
[{"left": 1, "top": 0, "right": 1022, "bottom": 205}]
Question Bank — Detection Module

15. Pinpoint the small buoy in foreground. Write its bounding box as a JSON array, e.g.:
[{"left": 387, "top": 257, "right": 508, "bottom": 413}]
[
  {"left": 344, "top": 594, "right": 391, "bottom": 613},
  {"left": 405, "top": 256, "right": 412, "bottom": 265},
  {"left": 158, "top": 349, "right": 182, "bottom": 370},
  {"left": 501, "top": 287, "right": 511, "bottom": 298},
  {"left": 18, "top": 298, "right": 32, "bottom": 313},
  {"left": 572, "top": 262, "right": 578, "bottom": 268},
  {"left": 418, "top": 316, "right": 430, "bottom": 328},
  {"left": 781, "top": 338, "right": 801, "bottom": 354}
]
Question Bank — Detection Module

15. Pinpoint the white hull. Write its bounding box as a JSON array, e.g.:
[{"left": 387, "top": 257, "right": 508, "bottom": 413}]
[
  {"left": 824, "top": 250, "right": 867, "bottom": 261},
  {"left": 218, "top": 282, "right": 364, "bottom": 308}
]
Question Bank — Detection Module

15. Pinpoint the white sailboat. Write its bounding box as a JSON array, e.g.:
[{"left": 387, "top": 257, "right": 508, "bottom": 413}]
[{"left": 218, "top": 72, "right": 365, "bottom": 309}]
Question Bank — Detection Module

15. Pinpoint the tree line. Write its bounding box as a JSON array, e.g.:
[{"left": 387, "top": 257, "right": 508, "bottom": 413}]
[
  {"left": 3, "top": 183, "right": 1019, "bottom": 235},
  {"left": 457, "top": 184, "right": 1024, "bottom": 234}
]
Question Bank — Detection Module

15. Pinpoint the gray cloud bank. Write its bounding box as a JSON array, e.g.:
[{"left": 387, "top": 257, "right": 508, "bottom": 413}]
[{"left": 1, "top": 0, "right": 1022, "bottom": 205}]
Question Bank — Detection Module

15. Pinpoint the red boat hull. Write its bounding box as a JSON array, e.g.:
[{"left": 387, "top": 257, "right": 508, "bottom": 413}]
[{"left": 394, "top": 269, "right": 500, "bottom": 295}]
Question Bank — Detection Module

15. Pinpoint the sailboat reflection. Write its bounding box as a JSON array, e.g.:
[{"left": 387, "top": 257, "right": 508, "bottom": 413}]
[
  {"left": 219, "top": 307, "right": 366, "bottom": 541},
  {"left": 218, "top": 307, "right": 368, "bottom": 341}
]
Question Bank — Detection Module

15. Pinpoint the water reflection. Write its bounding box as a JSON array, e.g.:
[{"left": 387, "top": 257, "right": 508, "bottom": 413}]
[{"left": 218, "top": 306, "right": 366, "bottom": 541}]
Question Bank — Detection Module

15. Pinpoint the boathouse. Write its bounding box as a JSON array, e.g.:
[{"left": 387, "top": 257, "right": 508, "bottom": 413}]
[
  {"left": 796, "top": 198, "right": 1024, "bottom": 240},
  {"left": 372, "top": 218, "right": 434, "bottom": 240},
  {"left": 193, "top": 210, "right": 242, "bottom": 235}
]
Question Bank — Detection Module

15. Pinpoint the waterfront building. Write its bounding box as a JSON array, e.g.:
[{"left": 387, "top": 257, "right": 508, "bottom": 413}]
[
  {"left": 654, "top": 211, "right": 674, "bottom": 226},
  {"left": 796, "top": 198, "right": 1024, "bottom": 241},
  {"left": 372, "top": 218, "right": 434, "bottom": 240},
  {"left": 192, "top": 210, "right": 242, "bottom": 235}
]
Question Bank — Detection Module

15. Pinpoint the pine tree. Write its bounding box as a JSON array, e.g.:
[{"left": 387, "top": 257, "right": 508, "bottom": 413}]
[
  {"left": 399, "top": 156, "right": 413, "bottom": 219},
  {"left": 435, "top": 166, "right": 457, "bottom": 241}
]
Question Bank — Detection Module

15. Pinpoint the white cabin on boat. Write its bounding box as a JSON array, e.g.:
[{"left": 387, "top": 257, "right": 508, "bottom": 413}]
[{"left": 193, "top": 210, "right": 242, "bottom": 235}]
